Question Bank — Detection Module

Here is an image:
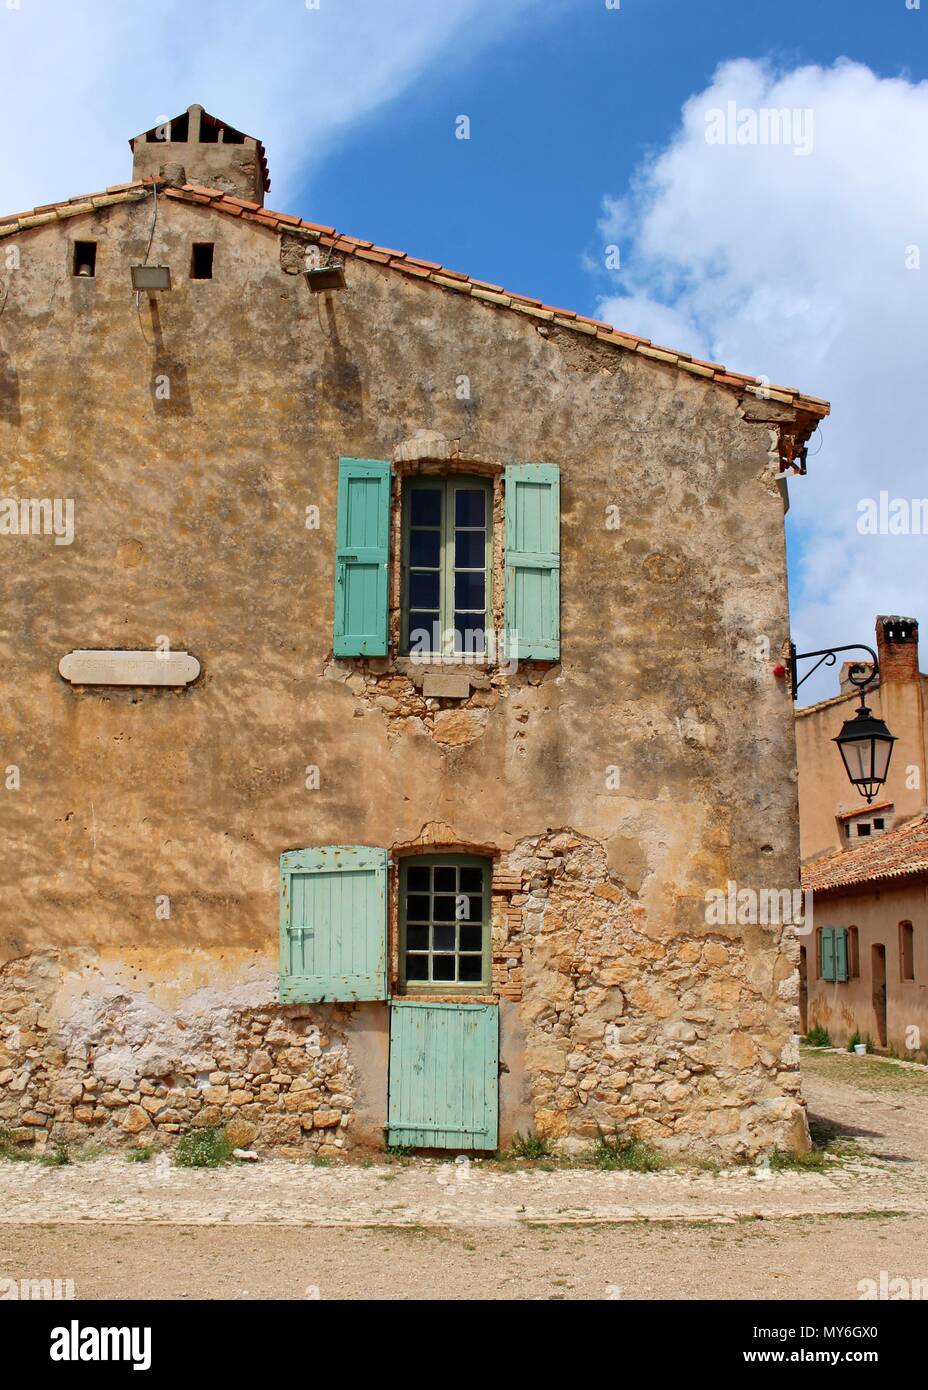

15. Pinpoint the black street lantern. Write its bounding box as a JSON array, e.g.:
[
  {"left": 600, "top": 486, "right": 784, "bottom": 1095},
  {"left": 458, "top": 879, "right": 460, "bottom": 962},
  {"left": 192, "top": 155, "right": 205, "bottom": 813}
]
[
  {"left": 833, "top": 701, "right": 897, "bottom": 804},
  {"left": 789, "top": 641, "right": 897, "bottom": 804}
]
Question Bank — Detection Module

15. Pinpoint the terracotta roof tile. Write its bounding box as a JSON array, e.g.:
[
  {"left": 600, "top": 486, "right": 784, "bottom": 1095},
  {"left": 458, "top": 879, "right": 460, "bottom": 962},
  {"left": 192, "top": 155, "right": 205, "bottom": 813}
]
[
  {"left": 802, "top": 813, "right": 928, "bottom": 894},
  {"left": 0, "top": 177, "right": 831, "bottom": 424}
]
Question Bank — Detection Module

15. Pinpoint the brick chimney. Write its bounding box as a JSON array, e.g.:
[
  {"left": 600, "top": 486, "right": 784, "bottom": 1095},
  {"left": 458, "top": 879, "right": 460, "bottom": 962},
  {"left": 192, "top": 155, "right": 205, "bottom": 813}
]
[
  {"left": 129, "top": 105, "right": 270, "bottom": 204},
  {"left": 876, "top": 615, "right": 920, "bottom": 684}
]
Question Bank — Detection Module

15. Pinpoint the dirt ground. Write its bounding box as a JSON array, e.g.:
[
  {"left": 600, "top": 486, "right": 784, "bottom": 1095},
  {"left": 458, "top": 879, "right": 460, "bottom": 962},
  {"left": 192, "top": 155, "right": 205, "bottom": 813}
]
[{"left": 1, "top": 1047, "right": 926, "bottom": 1300}]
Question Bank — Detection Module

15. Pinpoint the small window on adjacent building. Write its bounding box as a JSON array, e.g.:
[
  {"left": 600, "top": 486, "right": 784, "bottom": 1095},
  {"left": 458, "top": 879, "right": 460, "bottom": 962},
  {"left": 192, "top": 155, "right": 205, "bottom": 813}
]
[
  {"left": 900, "top": 921, "right": 915, "bottom": 981},
  {"left": 400, "top": 854, "right": 491, "bottom": 989},
  {"left": 190, "top": 244, "right": 214, "bottom": 280},
  {"left": 857, "top": 823, "right": 872, "bottom": 837},
  {"left": 401, "top": 476, "right": 492, "bottom": 657},
  {"left": 873, "top": 818, "right": 885, "bottom": 831},
  {"left": 72, "top": 242, "right": 97, "bottom": 278}
]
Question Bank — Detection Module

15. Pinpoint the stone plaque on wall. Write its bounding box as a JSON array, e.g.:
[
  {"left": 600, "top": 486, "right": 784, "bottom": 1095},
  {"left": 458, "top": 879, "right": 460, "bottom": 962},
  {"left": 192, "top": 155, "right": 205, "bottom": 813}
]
[{"left": 58, "top": 650, "right": 201, "bottom": 687}]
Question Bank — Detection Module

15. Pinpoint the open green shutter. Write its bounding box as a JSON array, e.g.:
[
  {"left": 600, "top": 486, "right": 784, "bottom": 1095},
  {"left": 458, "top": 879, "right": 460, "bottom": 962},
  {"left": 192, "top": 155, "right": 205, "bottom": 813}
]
[
  {"left": 333, "top": 458, "right": 391, "bottom": 656},
  {"left": 504, "top": 463, "right": 560, "bottom": 661},
  {"left": 820, "top": 927, "right": 836, "bottom": 982},
  {"left": 279, "top": 845, "right": 387, "bottom": 1002},
  {"left": 835, "top": 928, "right": 849, "bottom": 983}
]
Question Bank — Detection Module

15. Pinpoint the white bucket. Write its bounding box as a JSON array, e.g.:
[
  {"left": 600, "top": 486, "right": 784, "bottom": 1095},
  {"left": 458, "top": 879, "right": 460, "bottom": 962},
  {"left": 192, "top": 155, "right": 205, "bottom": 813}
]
[{"left": 854, "top": 1043, "right": 867, "bottom": 1056}]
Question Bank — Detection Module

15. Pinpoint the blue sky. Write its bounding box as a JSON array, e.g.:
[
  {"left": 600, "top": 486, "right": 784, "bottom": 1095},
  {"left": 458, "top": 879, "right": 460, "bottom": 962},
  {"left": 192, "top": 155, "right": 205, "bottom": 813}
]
[
  {"left": 2, "top": 0, "right": 926, "bottom": 703},
  {"left": 307, "top": 0, "right": 923, "bottom": 313}
]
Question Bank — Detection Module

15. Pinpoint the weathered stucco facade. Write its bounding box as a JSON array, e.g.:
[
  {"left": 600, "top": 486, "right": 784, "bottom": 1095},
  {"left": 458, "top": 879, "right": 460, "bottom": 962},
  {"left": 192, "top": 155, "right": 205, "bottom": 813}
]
[{"left": 0, "top": 113, "right": 828, "bottom": 1158}]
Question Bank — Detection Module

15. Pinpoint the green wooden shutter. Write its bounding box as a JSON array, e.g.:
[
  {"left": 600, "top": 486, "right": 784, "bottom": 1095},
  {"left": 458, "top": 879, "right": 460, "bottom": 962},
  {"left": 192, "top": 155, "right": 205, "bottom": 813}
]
[
  {"left": 333, "top": 458, "right": 391, "bottom": 656},
  {"left": 820, "top": 927, "right": 836, "bottom": 982},
  {"left": 835, "top": 928, "right": 849, "bottom": 983},
  {"left": 279, "top": 845, "right": 387, "bottom": 1002},
  {"left": 387, "top": 1001, "right": 498, "bottom": 1150},
  {"left": 504, "top": 463, "right": 560, "bottom": 661}
]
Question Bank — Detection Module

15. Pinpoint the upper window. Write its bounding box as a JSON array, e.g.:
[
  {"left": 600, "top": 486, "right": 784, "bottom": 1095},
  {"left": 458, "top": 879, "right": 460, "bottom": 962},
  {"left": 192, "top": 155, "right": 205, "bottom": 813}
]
[
  {"left": 400, "top": 854, "right": 491, "bottom": 989},
  {"left": 401, "top": 476, "right": 492, "bottom": 657}
]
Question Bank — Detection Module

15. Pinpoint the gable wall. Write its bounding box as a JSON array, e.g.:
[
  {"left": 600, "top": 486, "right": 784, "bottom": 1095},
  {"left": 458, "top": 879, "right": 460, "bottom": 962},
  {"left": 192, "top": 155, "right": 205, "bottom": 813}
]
[{"left": 0, "top": 198, "right": 807, "bottom": 1156}]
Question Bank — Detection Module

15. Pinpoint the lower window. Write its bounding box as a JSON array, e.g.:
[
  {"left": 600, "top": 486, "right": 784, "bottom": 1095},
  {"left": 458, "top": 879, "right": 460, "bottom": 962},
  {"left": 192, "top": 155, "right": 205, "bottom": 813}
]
[{"left": 399, "top": 854, "right": 491, "bottom": 989}]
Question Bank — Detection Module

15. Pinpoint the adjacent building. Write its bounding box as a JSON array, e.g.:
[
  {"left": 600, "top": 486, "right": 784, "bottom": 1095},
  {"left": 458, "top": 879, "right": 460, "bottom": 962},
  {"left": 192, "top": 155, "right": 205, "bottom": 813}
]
[{"left": 799, "top": 617, "right": 928, "bottom": 1056}]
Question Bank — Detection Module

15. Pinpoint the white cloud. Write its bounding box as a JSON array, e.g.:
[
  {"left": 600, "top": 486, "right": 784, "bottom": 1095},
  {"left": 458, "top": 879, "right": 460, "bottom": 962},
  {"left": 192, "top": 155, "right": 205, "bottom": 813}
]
[
  {"left": 596, "top": 58, "right": 928, "bottom": 703},
  {"left": 0, "top": 0, "right": 538, "bottom": 211}
]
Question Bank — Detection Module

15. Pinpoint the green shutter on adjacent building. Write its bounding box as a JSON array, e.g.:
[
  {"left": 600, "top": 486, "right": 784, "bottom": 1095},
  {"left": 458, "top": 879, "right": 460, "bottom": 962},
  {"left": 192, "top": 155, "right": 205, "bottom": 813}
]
[
  {"left": 279, "top": 846, "right": 388, "bottom": 1002},
  {"left": 387, "top": 1001, "right": 499, "bottom": 1150},
  {"left": 834, "top": 927, "right": 849, "bottom": 983},
  {"left": 504, "top": 463, "right": 560, "bottom": 661},
  {"left": 333, "top": 458, "right": 392, "bottom": 656},
  {"left": 820, "top": 927, "right": 836, "bottom": 982}
]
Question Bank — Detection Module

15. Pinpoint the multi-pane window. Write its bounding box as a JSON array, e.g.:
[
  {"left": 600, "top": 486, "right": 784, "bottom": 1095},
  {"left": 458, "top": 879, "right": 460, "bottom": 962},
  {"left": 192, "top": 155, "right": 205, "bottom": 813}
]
[
  {"left": 400, "top": 854, "right": 490, "bottom": 989},
  {"left": 401, "top": 476, "right": 492, "bottom": 656}
]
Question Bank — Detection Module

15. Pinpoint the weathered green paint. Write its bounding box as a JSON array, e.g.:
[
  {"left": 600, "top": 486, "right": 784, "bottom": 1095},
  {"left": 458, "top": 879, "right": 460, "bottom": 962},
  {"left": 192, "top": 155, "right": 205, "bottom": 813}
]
[
  {"left": 333, "top": 458, "right": 391, "bottom": 656},
  {"left": 387, "top": 1000, "right": 499, "bottom": 1149},
  {"left": 504, "top": 463, "right": 560, "bottom": 661},
  {"left": 279, "top": 845, "right": 387, "bottom": 1002},
  {"left": 834, "top": 927, "right": 849, "bottom": 983},
  {"left": 820, "top": 926, "right": 836, "bottom": 982}
]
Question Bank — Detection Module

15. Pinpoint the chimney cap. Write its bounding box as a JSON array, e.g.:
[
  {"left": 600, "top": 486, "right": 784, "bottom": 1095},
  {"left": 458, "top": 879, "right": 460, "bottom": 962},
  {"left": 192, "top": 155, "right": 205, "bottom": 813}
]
[
  {"left": 878, "top": 615, "right": 918, "bottom": 642},
  {"left": 128, "top": 103, "right": 270, "bottom": 195}
]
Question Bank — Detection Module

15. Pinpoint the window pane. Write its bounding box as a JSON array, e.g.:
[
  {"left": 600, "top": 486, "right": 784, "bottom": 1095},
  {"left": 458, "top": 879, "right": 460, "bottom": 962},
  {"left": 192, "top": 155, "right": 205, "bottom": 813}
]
[
  {"left": 454, "top": 572, "right": 485, "bottom": 611},
  {"left": 462, "top": 895, "right": 482, "bottom": 922},
  {"left": 455, "top": 488, "right": 485, "bottom": 527},
  {"left": 459, "top": 924, "right": 482, "bottom": 952},
  {"left": 408, "top": 614, "right": 438, "bottom": 651},
  {"left": 410, "top": 529, "right": 441, "bottom": 568},
  {"left": 459, "top": 955, "right": 483, "bottom": 982},
  {"left": 454, "top": 617, "right": 486, "bottom": 655},
  {"left": 407, "top": 865, "right": 430, "bottom": 892},
  {"left": 410, "top": 571, "right": 440, "bottom": 608},
  {"left": 433, "top": 866, "right": 456, "bottom": 892},
  {"left": 432, "top": 924, "right": 455, "bottom": 951},
  {"left": 410, "top": 488, "right": 441, "bottom": 526},
  {"left": 433, "top": 895, "right": 456, "bottom": 922},
  {"left": 405, "top": 954, "right": 429, "bottom": 980},
  {"left": 406, "top": 924, "right": 429, "bottom": 951},
  {"left": 459, "top": 867, "right": 483, "bottom": 893},
  {"left": 406, "top": 894, "right": 430, "bottom": 922},
  {"left": 454, "top": 530, "right": 485, "bottom": 568},
  {"left": 433, "top": 955, "right": 455, "bottom": 981}
]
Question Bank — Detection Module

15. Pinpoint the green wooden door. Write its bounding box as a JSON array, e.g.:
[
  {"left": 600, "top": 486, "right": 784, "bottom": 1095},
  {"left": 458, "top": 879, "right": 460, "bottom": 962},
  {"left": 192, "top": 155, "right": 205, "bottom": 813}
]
[{"left": 387, "top": 1001, "right": 499, "bottom": 1150}]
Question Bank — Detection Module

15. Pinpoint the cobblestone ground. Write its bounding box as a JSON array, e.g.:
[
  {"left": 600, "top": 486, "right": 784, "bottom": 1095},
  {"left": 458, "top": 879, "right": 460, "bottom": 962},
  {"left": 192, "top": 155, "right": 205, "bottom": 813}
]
[{"left": 1, "top": 1049, "right": 926, "bottom": 1298}]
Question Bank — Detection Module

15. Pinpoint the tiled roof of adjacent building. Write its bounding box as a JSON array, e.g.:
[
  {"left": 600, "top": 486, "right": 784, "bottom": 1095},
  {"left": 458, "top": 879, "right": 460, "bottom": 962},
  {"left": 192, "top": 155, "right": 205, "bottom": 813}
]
[
  {"left": 802, "top": 812, "right": 928, "bottom": 894},
  {"left": 0, "top": 178, "right": 831, "bottom": 430}
]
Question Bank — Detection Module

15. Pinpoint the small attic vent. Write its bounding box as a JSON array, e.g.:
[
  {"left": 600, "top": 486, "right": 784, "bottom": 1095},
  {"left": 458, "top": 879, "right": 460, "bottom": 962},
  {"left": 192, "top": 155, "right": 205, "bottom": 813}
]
[
  {"left": 190, "top": 244, "right": 214, "bottom": 280},
  {"left": 73, "top": 242, "right": 97, "bottom": 277}
]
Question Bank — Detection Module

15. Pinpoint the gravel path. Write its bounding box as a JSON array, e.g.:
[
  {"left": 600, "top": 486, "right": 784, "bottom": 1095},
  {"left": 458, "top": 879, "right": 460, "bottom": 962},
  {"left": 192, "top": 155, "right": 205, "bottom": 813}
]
[
  {"left": 2, "top": 1050, "right": 927, "bottom": 1300},
  {"left": 1, "top": 1049, "right": 926, "bottom": 1229}
]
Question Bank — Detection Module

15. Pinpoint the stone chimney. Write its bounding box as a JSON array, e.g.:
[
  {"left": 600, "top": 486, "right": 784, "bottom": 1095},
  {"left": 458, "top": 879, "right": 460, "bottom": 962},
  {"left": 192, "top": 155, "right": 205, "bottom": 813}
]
[
  {"left": 129, "top": 104, "right": 269, "bottom": 205},
  {"left": 876, "top": 615, "right": 920, "bottom": 684}
]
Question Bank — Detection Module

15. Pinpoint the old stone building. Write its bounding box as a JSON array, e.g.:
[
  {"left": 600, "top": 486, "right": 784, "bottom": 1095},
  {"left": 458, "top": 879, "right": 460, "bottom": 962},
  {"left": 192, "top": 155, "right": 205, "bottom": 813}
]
[
  {"left": 0, "top": 106, "right": 830, "bottom": 1158},
  {"left": 799, "top": 617, "right": 927, "bottom": 1054}
]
